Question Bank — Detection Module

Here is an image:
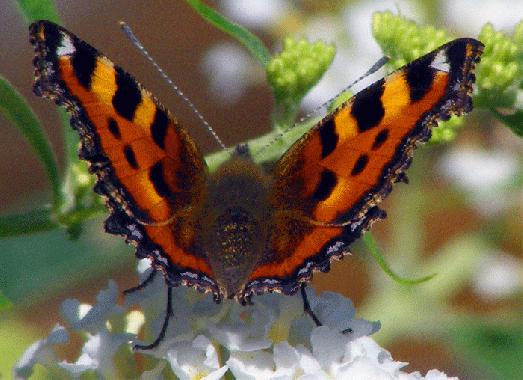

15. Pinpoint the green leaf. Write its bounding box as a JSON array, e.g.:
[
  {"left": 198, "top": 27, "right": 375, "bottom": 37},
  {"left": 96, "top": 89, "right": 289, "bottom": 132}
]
[
  {"left": 491, "top": 109, "right": 523, "bottom": 137},
  {"left": 0, "top": 209, "right": 58, "bottom": 238},
  {"left": 0, "top": 291, "right": 12, "bottom": 311},
  {"left": 450, "top": 323, "right": 523, "bottom": 379},
  {"left": 13, "top": 0, "right": 59, "bottom": 24},
  {"left": 60, "top": 107, "right": 80, "bottom": 163},
  {"left": 0, "top": 75, "right": 62, "bottom": 207},
  {"left": 183, "top": 0, "right": 271, "bottom": 68},
  {"left": 363, "top": 233, "right": 436, "bottom": 285}
]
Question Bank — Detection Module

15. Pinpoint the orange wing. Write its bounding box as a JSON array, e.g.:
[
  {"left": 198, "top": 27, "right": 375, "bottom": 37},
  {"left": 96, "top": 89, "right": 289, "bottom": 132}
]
[
  {"left": 31, "top": 21, "right": 483, "bottom": 303},
  {"left": 242, "top": 39, "right": 483, "bottom": 297},
  {"left": 30, "top": 20, "right": 218, "bottom": 293}
]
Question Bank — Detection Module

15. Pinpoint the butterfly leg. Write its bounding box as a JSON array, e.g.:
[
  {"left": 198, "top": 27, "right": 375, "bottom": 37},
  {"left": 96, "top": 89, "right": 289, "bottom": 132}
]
[
  {"left": 245, "top": 293, "right": 254, "bottom": 305},
  {"left": 123, "top": 269, "right": 157, "bottom": 295},
  {"left": 134, "top": 286, "right": 173, "bottom": 350},
  {"left": 300, "top": 285, "right": 355, "bottom": 334},
  {"left": 300, "top": 283, "right": 322, "bottom": 327}
]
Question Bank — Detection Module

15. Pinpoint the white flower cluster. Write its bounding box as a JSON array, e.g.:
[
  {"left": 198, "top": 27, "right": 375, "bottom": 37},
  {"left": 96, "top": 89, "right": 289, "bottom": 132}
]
[{"left": 14, "top": 259, "right": 456, "bottom": 379}]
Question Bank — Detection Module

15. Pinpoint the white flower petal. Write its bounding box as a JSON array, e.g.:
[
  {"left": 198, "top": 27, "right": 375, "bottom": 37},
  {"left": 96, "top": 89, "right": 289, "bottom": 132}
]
[
  {"left": 424, "top": 369, "right": 458, "bottom": 380},
  {"left": 310, "top": 326, "right": 351, "bottom": 369},
  {"left": 60, "top": 298, "right": 82, "bottom": 326},
  {"left": 58, "top": 328, "right": 133, "bottom": 377},
  {"left": 201, "top": 366, "right": 230, "bottom": 380},
  {"left": 295, "top": 344, "right": 323, "bottom": 375},
  {"left": 227, "top": 350, "right": 275, "bottom": 380},
  {"left": 344, "top": 319, "right": 382, "bottom": 340},
  {"left": 166, "top": 336, "right": 228, "bottom": 380},
  {"left": 335, "top": 357, "right": 395, "bottom": 379},
  {"left": 220, "top": 0, "right": 291, "bottom": 29},
  {"left": 439, "top": 147, "right": 519, "bottom": 216},
  {"left": 288, "top": 315, "right": 315, "bottom": 347},
  {"left": 443, "top": 0, "right": 522, "bottom": 34},
  {"left": 61, "top": 281, "right": 122, "bottom": 333},
  {"left": 473, "top": 251, "right": 522, "bottom": 301},
  {"left": 307, "top": 289, "right": 357, "bottom": 330},
  {"left": 46, "top": 324, "right": 69, "bottom": 344},
  {"left": 58, "top": 353, "right": 98, "bottom": 376},
  {"left": 202, "top": 42, "right": 253, "bottom": 105},
  {"left": 193, "top": 335, "right": 221, "bottom": 368},
  {"left": 208, "top": 303, "right": 273, "bottom": 351},
  {"left": 14, "top": 325, "right": 68, "bottom": 380}
]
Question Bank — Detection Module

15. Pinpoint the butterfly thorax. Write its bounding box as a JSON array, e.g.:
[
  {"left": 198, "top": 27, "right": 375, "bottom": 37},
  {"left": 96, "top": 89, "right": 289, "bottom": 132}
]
[{"left": 196, "top": 152, "right": 273, "bottom": 298}]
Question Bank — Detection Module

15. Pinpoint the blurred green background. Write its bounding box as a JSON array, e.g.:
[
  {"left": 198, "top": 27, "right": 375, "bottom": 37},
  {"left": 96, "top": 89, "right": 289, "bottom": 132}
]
[{"left": 1, "top": 0, "right": 521, "bottom": 378}]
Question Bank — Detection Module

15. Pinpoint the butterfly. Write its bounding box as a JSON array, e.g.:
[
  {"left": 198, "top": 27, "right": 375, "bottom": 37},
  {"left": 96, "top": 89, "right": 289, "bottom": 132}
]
[{"left": 30, "top": 20, "right": 483, "bottom": 349}]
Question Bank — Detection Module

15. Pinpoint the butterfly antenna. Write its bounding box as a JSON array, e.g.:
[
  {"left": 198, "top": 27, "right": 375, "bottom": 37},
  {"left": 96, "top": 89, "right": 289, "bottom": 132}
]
[
  {"left": 255, "top": 56, "right": 389, "bottom": 157},
  {"left": 120, "top": 22, "right": 229, "bottom": 153}
]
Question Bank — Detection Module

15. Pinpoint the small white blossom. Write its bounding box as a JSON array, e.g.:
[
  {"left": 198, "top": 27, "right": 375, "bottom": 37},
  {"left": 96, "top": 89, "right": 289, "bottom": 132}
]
[
  {"left": 16, "top": 260, "right": 458, "bottom": 379},
  {"left": 14, "top": 325, "right": 68, "bottom": 379},
  {"left": 57, "top": 328, "right": 133, "bottom": 378},
  {"left": 165, "top": 335, "right": 229, "bottom": 380},
  {"left": 61, "top": 280, "right": 124, "bottom": 333},
  {"left": 443, "top": 0, "right": 523, "bottom": 34},
  {"left": 439, "top": 146, "right": 520, "bottom": 216},
  {"left": 220, "top": 0, "right": 291, "bottom": 29},
  {"left": 208, "top": 302, "right": 274, "bottom": 351},
  {"left": 472, "top": 251, "right": 522, "bottom": 301},
  {"left": 202, "top": 43, "right": 257, "bottom": 105}
]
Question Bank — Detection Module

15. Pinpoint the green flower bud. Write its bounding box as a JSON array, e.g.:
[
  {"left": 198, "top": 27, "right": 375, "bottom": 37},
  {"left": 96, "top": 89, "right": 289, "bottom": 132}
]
[
  {"left": 372, "top": 12, "right": 461, "bottom": 143},
  {"left": 372, "top": 12, "right": 450, "bottom": 69},
  {"left": 475, "top": 23, "right": 523, "bottom": 109},
  {"left": 427, "top": 116, "right": 463, "bottom": 145},
  {"left": 56, "top": 161, "right": 105, "bottom": 238},
  {"left": 267, "top": 37, "right": 336, "bottom": 127}
]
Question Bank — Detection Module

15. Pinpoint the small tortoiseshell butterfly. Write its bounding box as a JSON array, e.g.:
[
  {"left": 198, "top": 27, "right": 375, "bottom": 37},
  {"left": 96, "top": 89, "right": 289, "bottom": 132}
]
[{"left": 30, "top": 20, "right": 483, "bottom": 349}]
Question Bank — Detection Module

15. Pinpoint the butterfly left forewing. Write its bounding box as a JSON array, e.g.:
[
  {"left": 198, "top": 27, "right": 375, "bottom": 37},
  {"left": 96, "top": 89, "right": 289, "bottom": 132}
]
[
  {"left": 243, "top": 39, "right": 483, "bottom": 297},
  {"left": 30, "top": 20, "right": 219, "bottom": 294}
]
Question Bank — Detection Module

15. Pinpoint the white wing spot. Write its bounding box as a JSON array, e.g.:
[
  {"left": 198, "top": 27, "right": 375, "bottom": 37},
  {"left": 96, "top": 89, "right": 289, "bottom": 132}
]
[
  {"left": 327, "top": 241, "right": 344, "bottom": 254},
  {"left": 430, "top": 51, "right": 450, "bottom": 73},
  {"left": 128, "top": 224, "right": 143, "bottom": 240},
  {"left": 57, "top": 35, "right": 76, "bottom": 56}
]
